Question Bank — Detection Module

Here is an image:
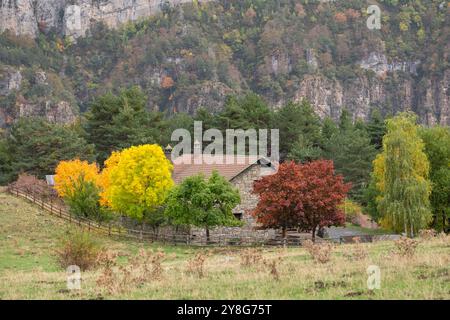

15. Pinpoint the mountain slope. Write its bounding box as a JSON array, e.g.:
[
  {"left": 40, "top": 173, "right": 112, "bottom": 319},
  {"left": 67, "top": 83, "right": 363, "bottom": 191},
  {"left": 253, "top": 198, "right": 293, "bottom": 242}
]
[{"left": 0, "top": 0, "right": 449, "bottom": 127}]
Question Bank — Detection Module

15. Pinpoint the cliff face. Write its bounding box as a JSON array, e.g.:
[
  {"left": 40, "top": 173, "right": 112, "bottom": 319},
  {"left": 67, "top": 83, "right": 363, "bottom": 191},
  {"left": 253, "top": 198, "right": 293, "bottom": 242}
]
[
  {"left": 0, "top": 0, "right": 449, "bottom": 127},
  {"left": 0, "top": 0, "right": 208, "bottom": 38}
]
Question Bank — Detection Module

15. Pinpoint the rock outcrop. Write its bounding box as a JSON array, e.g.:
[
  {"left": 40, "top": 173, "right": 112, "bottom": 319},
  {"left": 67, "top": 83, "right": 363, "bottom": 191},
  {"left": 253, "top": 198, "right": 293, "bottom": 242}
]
[{"left": 0, "top": 0, "right": 213, "bottom": 39}]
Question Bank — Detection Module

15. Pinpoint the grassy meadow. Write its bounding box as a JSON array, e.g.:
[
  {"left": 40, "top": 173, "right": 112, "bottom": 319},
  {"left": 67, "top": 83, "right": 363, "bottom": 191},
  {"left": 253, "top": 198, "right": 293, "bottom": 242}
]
[{"left": 0, "top": 190, "right": 449, "bottom": 300}]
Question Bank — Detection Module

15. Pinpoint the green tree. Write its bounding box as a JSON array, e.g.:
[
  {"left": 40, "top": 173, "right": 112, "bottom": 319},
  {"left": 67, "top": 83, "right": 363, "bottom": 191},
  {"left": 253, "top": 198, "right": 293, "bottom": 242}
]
[
  {"left": 7, "top": 118, "right": 95, "bottom": 179},
  {"left": 0, "top": 137, "right": 13, "bottom": 185},
  {"left": 419, "top": 126, "right": 450, "bottom": 232},
  {"left": 165, "top": 171, "right": 241, "bottom": 242},
  {"left": 287, "top": 135, "right": 323, "bottom": 163},
  {"left": 367, "top": 109, "right": 387, "bottom": 150},
  {"left": 322, "top": 111, "right": 377, "bottom": 202},
  {"left": 161, "top": 112, "right": 194, "bottom": 147},
  {"left": 374, "top": 112, "right": 432, "bottom": 236},
  {"left": 64, "top": 176, "right": 111, "bottom": 222},
  {"left": 219, "top": 93, "right": 273, "bottom": 130},
  {"left": 85, "top": 86, "right": 162, "bottom": 163},
  {"left": 276, "top": 100, "right": 322, "bottom": 158},
  {"left": 321, "top": 117, "right": 339, "bottom": 141}
]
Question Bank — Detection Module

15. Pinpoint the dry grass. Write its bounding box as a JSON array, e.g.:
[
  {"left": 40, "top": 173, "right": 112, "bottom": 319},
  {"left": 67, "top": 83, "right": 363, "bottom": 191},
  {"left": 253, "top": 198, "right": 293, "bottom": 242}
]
[{"left": 0, "top": 192, "right": 449, "bottom": 300}]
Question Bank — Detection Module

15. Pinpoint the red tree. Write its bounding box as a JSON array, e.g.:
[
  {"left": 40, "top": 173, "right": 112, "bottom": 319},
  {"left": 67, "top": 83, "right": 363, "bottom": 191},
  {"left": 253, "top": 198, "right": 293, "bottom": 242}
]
[
  {"left": 252, "top": 161, "right": 306, "bottom": 240},
  {"left": 297, "top": 160, "right": 350, "bottom": 241},
  {"left": 252, "top": 160, "right": 350, "bottom": 242}
]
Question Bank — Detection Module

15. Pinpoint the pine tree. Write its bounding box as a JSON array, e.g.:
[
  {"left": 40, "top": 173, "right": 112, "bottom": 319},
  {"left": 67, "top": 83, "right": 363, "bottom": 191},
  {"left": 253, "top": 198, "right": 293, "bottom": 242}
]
[
  {"left": 7, "top": 118, "right": 95, "bottom": 179},
  {"left": 85, "top": 86, "right": 162, "bottom": 164},
  {"left": 367, "top": 109, "right": 387, "bottom": 150},
  {"left": 322, "top": 111, "right": 377, "bottom": 202},
  {"left": 276, "top": 100, "right": 322, "bottom": 158}
]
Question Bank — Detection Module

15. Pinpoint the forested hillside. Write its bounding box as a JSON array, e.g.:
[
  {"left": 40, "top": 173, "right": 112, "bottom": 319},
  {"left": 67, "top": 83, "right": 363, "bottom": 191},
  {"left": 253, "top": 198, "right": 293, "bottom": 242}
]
[{"left": 0, "top": 0, "right": 449, "bottom": 127}]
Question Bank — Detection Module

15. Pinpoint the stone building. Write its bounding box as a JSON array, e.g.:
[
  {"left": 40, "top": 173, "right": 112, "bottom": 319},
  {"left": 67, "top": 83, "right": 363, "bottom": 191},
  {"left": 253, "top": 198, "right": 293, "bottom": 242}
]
[{"left": 170, "top": 153, "right": 278, "bottom": 239}]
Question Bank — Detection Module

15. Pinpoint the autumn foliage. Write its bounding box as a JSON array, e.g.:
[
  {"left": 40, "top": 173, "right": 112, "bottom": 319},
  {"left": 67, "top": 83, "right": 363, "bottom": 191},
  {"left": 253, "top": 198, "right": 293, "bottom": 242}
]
[
  {"left": 101, "top": 144, "right": 174, "bottom": 220},
  {"left": 54, "top": 159, "right": 100, "bottom": 198},
  {"left": 252, "top": 160, "right": 350, "bottom": 241}
]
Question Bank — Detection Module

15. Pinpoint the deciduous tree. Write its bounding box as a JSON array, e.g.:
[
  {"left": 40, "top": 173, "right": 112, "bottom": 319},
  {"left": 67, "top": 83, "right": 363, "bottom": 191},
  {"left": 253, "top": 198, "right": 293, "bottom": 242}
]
[
  {"left": 420, "top": 126, "right": 450, "bottom": 232},
  {"left": 374, "top": 113, "right": 432, "bottom": 236},
  {"left": 165, "top": 171, "right": 241, "bottom": 242},
  {"left": 101, "top": 145, "right": 174, "bottom": 222},
  {"left": 253, "top": 160, "right": 349, "bottom": 241}
]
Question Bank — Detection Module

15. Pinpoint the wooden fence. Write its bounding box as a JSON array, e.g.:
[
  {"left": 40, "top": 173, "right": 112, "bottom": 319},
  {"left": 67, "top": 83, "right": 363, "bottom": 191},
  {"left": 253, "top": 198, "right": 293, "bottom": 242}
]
[
  {"left": 7, "top": 186, "right": 290, "bottom": 246},
  {"left": 7, "top": 186, "right": 390, "bottom": 246}
]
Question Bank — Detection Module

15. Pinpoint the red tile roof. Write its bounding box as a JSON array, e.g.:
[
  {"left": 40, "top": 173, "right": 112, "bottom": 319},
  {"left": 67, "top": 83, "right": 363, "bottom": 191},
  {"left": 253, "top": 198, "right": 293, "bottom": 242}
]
[{"left": 171, "top": 154, "right": 263, "bottom": 184}]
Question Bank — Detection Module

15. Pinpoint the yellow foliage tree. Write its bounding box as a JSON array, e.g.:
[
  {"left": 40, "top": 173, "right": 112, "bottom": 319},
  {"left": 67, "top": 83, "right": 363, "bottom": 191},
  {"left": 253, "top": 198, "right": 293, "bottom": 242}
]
[
  {"left": 54, "top": 159, "right": 100, "bottom": 198},
  {"left": 101, "top": 145, "right": 174, "bottom": 221},
  {"left": 98, "top": 151, "right": 121, "bottom": 207},
  {"left": 372, "top": 112, "right": 431, "bottom": 236}
]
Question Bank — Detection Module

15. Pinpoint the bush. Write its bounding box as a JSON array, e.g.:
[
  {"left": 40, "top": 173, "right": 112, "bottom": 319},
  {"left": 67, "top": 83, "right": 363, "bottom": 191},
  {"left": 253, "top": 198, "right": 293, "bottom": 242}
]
[
  {"left": 303, "top": 240, "right": 333, "bottom": 264},
  {"left": 394, "top": 237, "right": 419, "bottom": 258},
  {"left": 65, "top": 177, "right": 112, "bottom": 222},
  {"left": 240, "top": 248, "right": 263, "bottom": 268},
  {"left": 96, "top": 249, "right": 166, "bottom": 295},
  {"left": 9, "top": 173, "right": 58, "bottom": 201},
  {"left": 56, "top": 230, "right": 101, "bottom": 271},
  {"left": 186, "top": 252, "right": 208, "bottom": 278},
  {"left": 419, "top": 229, "right": 437, "bottom": 240}
]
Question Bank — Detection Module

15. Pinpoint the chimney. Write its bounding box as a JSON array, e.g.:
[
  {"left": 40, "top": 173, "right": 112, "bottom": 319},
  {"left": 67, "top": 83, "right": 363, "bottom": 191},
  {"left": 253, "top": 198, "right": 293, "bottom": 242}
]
[{"left": 164, "top": 144, "right": 173, "bottom": 163}]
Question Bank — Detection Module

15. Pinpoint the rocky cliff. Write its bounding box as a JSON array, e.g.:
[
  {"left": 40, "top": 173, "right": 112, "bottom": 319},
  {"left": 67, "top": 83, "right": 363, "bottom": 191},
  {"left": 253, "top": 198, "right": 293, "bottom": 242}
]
[
  {"left": 0, "top": 0, "right": 209, "bottom": 38},
  {"left": 0, "top": 0, "right": 449, "bottom": 127}
]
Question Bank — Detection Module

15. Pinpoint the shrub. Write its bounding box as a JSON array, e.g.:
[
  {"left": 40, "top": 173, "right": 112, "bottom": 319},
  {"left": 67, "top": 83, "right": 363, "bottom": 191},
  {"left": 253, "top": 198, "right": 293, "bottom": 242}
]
[
  {"left": 56, "top": 230, "right": 101, "bottom": 271},
  {"left": 303, "top": 240, "right": 333, "bottom": 264},
  {"left": 240, "top": 248, "right": 263, "bottom": 268},
  {"left": 344, "top": 237, "right": 368, "bottom": 260},
  {"left": 186, "top": 252, "right": 208, "bottom": 278},
  {"left": 97, "top": 249, "right": 166, "bottom": 295},
  {"left": 9, "top": 173, "right": 59, "bottom": 202},
  {"left": 65, "top": 176, "right": 112, "bottom": 222},
  {"left": 394, "top": 237, "right": 419, "bottom": 257},
  {"left": 263, "top": 258, "right": 281, "bottom": 281},
  {"left": 419, "top": 229, "right": 437, "bottom": 240}
]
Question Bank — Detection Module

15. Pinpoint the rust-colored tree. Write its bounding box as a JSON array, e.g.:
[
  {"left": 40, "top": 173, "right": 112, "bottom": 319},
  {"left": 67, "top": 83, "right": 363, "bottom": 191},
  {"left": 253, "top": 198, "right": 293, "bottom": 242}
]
[
  {"left": 297, "top": 160, "right": 350, "bottom": 241},
  {"left": 252, "top": 161, "right": 306, "bottom": 240},
  {"left": 252, "top": 160, "right": 350, "bottom": 242}
]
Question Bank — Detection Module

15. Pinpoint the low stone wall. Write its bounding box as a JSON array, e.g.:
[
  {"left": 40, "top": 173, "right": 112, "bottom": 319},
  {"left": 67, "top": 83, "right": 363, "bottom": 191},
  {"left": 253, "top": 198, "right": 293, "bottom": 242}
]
[
  {"left": 372, "top": 234, "right": 401, "bottom": 242},
  {"left": 191, "top": 226, "right": 277, "bottom": 243}
]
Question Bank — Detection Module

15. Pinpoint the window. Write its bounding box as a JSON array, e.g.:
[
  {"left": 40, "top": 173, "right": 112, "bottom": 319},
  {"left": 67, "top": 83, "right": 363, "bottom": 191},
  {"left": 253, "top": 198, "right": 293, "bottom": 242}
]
[{"left": 233, "top": 212, "right": 243, "bottom": 220}]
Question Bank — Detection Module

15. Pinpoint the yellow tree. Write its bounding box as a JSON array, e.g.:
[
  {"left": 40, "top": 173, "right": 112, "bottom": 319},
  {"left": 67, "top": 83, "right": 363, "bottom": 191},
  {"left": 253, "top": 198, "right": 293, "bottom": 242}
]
[
  {"left": 373, "top": 112, "right": 432, "bottom": 236},
  {"left": 101, "top": 145, "right": 174, "bottom": 221},
  {"left": 98, "top": 151, "right": 121, "bottom": 207},
  {"left": 54, "top": 159, "right": 100, "bottom": 198}
]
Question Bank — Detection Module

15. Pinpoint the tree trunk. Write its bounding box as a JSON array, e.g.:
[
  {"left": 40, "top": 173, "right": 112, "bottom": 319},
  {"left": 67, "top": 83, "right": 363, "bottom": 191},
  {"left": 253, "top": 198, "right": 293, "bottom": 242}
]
[
  {"left": 443, "top": 210, "right": 446, "bottom": 233},
  {"left": 312, "top": 226, "right": 316, "bottom": 243},
  {"left": 282, "top": 227, "right": 287, "bottom": 247}
]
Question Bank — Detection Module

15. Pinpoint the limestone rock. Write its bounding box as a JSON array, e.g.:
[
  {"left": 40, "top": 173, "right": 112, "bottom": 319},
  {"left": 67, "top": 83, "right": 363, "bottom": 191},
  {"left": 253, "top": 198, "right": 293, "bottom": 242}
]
[{"left": 0, "top": 66, "right": 22, "bottom": 96}]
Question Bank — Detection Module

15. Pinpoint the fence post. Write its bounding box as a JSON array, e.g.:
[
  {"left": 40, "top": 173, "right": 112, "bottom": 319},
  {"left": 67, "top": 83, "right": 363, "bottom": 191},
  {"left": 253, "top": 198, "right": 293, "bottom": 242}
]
[
  {"left": 88, "top": 221, "right": 91, "bottom": 232},
  {"left": 59, "top": 207, "right": 62, "bottom": 218},
  {"left": 108, "top": 224, "right": 111, "bottom": 236}
]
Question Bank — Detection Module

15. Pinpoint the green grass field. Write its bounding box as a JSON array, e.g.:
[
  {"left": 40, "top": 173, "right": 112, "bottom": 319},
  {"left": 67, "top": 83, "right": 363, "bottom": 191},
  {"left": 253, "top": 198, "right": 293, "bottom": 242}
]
[{"left": 0, "top": 190, "right": 449, "bottom": 300}]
